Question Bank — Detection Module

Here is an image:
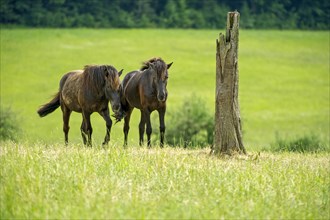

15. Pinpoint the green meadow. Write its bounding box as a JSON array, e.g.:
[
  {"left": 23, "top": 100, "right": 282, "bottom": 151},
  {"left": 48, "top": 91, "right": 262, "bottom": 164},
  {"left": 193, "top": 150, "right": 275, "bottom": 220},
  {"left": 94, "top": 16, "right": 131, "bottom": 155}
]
[
  {"left": 1, "top": 29, "right": 329, "bottom": 148},
  {"left": 1, "top": 29, "right": 329, "bottom": 219}
]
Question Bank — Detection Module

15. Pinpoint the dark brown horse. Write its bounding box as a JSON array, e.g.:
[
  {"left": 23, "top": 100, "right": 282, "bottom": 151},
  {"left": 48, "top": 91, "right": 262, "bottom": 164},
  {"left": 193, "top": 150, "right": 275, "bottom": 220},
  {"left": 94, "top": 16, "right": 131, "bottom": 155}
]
[
  {"left": 37, "top": 65, "right": 123, "bottom": 146},
  {"left": 120, "top": 57, "right": 173, "bottom": 147}
]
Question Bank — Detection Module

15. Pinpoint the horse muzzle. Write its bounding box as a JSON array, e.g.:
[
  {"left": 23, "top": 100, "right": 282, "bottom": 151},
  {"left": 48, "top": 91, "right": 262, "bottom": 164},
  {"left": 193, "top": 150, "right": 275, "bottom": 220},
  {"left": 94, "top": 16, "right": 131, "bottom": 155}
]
[
  {"left": 157, "top": 93, "right": 167, "bottom": 102},
  {"left": 111, "top": 103, "right": 121, "bottom": 113}
]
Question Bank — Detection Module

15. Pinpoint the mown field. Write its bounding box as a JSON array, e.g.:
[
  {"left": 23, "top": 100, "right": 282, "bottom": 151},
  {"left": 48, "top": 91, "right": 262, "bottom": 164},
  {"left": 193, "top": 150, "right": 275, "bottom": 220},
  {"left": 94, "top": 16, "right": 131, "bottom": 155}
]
[{"left": 1, "top": 29, "right": 329, "bottom": 219}]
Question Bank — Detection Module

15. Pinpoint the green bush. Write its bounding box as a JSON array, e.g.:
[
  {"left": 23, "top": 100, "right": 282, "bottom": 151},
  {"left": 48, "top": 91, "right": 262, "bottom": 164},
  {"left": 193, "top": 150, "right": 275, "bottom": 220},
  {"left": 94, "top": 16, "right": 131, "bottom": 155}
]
[
  {"left": 0, "top": 107, "right": 20, "bottom": 141},
  {"left": 271, "top": 134, "right": 329, "bottom": 153},
  {"left": 154, "top": 94, "right": 214, "bottom": 148}
]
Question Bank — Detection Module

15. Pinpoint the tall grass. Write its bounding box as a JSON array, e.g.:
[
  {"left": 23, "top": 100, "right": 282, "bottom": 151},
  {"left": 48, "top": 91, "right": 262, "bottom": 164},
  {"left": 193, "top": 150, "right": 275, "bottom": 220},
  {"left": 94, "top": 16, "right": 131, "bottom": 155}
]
[{"left": 1, "top": 141, "right": 329, "bottom": 219}]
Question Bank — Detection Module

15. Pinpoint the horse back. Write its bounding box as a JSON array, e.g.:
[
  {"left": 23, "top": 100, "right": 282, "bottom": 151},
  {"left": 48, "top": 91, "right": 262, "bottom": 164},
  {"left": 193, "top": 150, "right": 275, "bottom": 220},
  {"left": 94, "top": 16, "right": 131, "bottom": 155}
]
[
  {"left": 121, "top": 71, "right": 139, "bottom": 88},
  {"left": 59, "top": 70, "right": 81, "bottom": 90}
]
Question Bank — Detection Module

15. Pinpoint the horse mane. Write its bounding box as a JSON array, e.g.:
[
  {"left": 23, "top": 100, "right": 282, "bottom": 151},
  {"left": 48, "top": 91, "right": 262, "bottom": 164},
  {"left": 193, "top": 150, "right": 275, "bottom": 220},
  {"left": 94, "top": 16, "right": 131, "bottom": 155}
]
[
  {"left": 82, "top": 65, "right": 119, "bottom": 94},
  {"left": 140, "top": 57, "right": 167, "bottom": 73}
]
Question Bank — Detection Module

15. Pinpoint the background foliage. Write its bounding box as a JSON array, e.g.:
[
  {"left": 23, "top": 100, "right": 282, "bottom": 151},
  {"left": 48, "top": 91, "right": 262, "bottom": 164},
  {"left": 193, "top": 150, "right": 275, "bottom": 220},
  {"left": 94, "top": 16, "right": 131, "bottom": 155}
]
[
  {"left": 1, "top": 0, "right": 329, "bottom": 29},
  {"left": 0, "top": 107, "right": 20, "bottom": 141},
  {"left": 153, "top": 94, "right": 214, "bottom": 148},
  {"left": 270, "top": 134, "right": 329, "bottom": 153}
]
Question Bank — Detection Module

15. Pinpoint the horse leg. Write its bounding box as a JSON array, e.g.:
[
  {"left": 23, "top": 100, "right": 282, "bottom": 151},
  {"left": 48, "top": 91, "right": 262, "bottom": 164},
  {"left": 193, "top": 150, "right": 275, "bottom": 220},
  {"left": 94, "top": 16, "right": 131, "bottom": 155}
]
[
  {"left": 99, "top": 108, "right": 112, "bottom": 146},
  {"left": 139, "top": 110, "right": 146, "bottom": 146},
  {"left": 80, "top": 119, "right": 87, "bottom": 145},
  {"left": 61, "top": 105, "right": 71, "bottom": 145},
  {"left": 82, "top": 111, "right": 93, "bottom": 147},
  {"left": 123, "top": 108, "right": 133, "bottom": 147},
  {"left": 158, "top": 107, "right": 166, "bottom": 148},
  {"left": 145, "top": 111, "right": 152, "bottom": 148}
]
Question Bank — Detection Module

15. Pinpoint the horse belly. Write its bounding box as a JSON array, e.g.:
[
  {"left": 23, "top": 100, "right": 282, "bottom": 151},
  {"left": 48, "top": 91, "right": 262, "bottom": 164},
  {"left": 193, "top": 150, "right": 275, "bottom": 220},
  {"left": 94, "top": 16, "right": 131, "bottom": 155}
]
[
  {"left": 61, "top": 92, "right": 82, "bottom": 112},
  {"left": 127, "top": 97, "right": 142, "bottom": 109}
]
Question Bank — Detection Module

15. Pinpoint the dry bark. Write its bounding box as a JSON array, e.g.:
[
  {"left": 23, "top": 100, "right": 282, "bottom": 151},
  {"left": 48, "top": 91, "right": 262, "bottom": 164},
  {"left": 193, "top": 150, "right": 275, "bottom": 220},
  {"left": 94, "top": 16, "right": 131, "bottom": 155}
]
[{"left": 212, "top": 11, "right": 246, "bottom": 155}]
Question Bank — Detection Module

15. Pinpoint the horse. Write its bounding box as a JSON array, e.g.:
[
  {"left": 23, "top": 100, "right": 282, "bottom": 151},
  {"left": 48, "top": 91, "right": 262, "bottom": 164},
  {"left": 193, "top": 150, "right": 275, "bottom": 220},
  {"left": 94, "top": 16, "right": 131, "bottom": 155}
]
[
  {"left": 37, "top": 65, "right": 123, "bottom": 146},
  {"left": 120, "top": 57, "right": 173, "bottom": 147}
]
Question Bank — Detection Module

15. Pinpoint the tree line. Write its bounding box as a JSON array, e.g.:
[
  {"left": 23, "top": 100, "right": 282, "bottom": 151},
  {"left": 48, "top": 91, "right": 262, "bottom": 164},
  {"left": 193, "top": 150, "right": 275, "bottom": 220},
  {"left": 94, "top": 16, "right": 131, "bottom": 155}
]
[{"left": 1, "top": 0, "right": 329, "bottom": 29}]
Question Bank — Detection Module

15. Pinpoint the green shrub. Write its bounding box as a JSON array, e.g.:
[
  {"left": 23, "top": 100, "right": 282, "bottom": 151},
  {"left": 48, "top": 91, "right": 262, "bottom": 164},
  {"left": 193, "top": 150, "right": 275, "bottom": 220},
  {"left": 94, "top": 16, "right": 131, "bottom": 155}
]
[
  {"left": 155, "top": 94, "right": 214, "bottom": 148},
  {"left": 271, "top": 134, "right": 329, "bottom": 153},
  {"left": 0, "top": 107, "right": 20, "bottom": 141}
]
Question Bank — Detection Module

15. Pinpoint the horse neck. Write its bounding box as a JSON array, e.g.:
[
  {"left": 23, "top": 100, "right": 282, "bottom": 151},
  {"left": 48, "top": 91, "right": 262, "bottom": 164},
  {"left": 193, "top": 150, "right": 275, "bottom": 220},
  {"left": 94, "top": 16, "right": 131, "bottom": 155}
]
[
  {"left": 83, "top": 77, "right": 105, "bottom": 98},
  {"left": 142, "top": 69, "right": 155, "bottom": 89}
]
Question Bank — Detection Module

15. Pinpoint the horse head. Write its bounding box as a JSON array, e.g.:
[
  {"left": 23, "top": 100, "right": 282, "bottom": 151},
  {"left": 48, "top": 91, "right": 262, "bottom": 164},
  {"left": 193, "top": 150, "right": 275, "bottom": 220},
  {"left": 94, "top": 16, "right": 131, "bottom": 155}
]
[
  {"left": 103, "top": 65, "right": 123, "bottom": 114},
  {"left": 148, "top": 59, "right": 173, "bottom": 102}
]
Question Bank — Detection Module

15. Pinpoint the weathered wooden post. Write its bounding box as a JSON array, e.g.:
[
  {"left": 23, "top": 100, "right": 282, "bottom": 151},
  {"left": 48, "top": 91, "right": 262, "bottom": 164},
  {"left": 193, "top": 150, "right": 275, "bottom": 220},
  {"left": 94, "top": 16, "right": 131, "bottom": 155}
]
[{"left": 212, "top": 11, "right": 246, "bottom": 155}]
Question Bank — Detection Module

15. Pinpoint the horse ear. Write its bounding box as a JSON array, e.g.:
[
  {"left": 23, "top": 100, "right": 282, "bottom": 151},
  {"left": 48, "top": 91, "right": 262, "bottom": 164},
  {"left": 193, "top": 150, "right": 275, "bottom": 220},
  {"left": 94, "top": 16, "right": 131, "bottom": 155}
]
[
  {"left": 167, "top": 62, "right": 173, "bottom": 69},
  {"left": 118, "top": 69, "right": 123, "bottom": 77},
  {"left": 149, "top": 62, "right": 155, "bottom": 69},
  {"left": 102, "top": 66, "right": 109, "bottom": 77}
]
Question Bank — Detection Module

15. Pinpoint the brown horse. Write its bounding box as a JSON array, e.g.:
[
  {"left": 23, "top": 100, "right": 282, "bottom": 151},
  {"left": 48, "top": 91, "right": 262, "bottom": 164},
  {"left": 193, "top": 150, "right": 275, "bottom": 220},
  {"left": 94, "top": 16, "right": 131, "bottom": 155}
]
[
  {"left": 37, "top": 65, "right": 123, "bottom": 146},
  {"left": 120, "top": 57, "right": 173, "bottom": 147}
]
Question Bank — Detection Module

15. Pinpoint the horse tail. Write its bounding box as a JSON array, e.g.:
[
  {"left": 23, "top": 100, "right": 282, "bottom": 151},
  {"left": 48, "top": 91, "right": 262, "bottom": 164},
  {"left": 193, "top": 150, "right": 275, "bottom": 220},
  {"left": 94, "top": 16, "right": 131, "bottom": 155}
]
[
  {"left": 37, "top": 92, "right": 60, "bottom": 117},
  {"left": 37, "top": 71, "right": 75, "bottom": 117}
]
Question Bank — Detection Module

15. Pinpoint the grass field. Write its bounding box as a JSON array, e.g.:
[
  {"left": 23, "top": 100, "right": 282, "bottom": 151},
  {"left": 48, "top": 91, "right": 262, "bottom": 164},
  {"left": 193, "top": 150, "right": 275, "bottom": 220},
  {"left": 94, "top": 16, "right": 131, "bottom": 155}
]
[
  {"left": 1, "top": 29, "right": 329, "bottom": 219},
  {"left": 1, "top": 29, "right": 329, "bottom": 149}
]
